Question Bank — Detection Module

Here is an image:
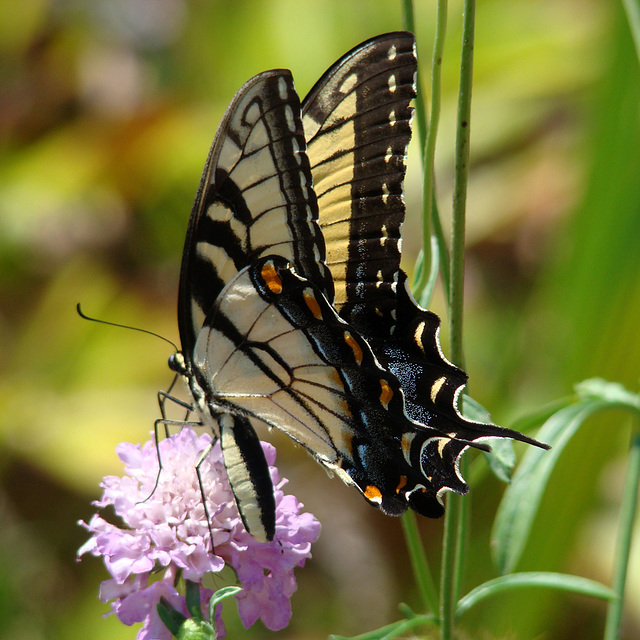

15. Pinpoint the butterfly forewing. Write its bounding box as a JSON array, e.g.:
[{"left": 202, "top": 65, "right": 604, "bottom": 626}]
[
  {"left": 179, "top": 70, "right": 333, "bottom": 356},
  {"left": 302, "top": 31, "right": 416, "bottom": 332}
]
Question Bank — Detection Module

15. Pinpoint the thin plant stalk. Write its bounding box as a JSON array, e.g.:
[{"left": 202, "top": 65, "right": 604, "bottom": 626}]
[
  {"left": 603, "top": 426, "right": 640, "bottom": 640},
  {"left": 448, "top": 0, "right": 475, "bottom": 371},
  {"left": 402, "top": 0, "right": 427, "bottom": 153},
  {"left": 403, "top": 0, "right": 451, "bottom": 303},
  {"left": 411, "top": 0, "right": 449, "bottom": 301},
  {"left": 440, "top": 1, "right": 476, "bottom": 638},
  {"left": 401, "top": 512, "right": 440, "bottom": 616}
]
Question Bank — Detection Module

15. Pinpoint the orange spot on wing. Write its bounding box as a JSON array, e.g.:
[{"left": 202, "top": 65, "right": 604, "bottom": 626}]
[
  {"left": 379, "top": 379, "right": 393, "bottom": 407},
  {"left": 364, "top": 485, "right": 382, "bottom": 502},
  {"left": 396, "top": 476, "right": 408, "bottom": 494},
  {"left": 303, "top": 289, "right": 323, "bottom": 319},
  {"left": 261, "top": 261, "right": 282, "bottom": 294},
  {"left": 343, "top": 331, "right": 363, "bottom": 365}
]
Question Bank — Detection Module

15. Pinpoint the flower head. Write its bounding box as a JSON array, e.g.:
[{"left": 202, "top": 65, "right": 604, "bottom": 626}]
[{"left": 79, "top": 427, "right": 321, "bottom": 639}]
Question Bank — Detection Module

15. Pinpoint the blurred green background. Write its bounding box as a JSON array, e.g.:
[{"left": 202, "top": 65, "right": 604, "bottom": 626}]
[{"left": 1, "top": 1, "right": 639, "bottom": 638}]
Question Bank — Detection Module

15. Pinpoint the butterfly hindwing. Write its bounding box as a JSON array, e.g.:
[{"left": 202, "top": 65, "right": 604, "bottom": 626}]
[{"left": 195, "top": 255, "right": 479, "bottom": 520}]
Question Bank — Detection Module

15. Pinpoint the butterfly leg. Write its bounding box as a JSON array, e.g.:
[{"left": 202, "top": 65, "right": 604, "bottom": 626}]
[
  {"left": 145, "top": 381, "right": 200, "bottom": 505},
  {"left": 157, "top": 372, "right": 193, "bottom": 437},
  {"left": 193, "top": 440, "right": 219, "bottom": 554}
]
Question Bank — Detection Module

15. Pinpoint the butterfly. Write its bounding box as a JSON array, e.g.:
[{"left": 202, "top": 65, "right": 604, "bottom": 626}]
[{"left": 168, "top": 32, "right": 548, "bottom": 543}]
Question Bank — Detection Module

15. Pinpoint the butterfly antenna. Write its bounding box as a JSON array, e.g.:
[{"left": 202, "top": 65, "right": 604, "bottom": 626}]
[{"left": 76, "top": 303, "right": 179, "bottom": 352}]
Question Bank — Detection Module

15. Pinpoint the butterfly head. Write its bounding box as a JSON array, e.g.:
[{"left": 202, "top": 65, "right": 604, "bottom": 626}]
[{"left": 168, "top": 352, "right": 188, "bottom": 376}]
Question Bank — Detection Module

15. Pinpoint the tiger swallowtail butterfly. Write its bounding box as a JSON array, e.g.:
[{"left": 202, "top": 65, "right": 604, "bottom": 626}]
[{"left": 168, "top": 32, "right": 548, "bottom": 543}]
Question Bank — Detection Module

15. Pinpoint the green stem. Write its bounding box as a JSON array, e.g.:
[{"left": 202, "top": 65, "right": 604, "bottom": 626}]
[
  {"left": 413, "top": 0, "right": 448, "bottom": 300},
  {"left": 441, "top": 2, "right": 476, "bottom": 639},
  {"left": 453, "top": 468, "right": 470, "bottom": 604},
  {"left": 401, "top": 512, "right": 440, "bottom": 616},
  {"left": 402, "top": 0, "right": 427, "bottom": 154},
  {"left": 603, "top": 426, "right": 640, "bottom": 640},
  {"left": 404, "top": 0, "right": 451, "bottom": 305},
  {"left": 439, "top": 493, "right": 462, "bottom": 640},
  {"left": 449, "top": 0, "right": 475, "bottom": 370}
]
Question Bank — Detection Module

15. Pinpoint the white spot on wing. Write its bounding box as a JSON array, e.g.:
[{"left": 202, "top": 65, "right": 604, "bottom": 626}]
[
  {"left": 278, "top": 76, "right": 288, "bottom": 100},
  {"left": 388, "top": 44, "right": 397, "bottom": 60},
  {"left": 414, "top": 321, "right": 426, "bottom": 352},
  {"left": 388, "top": 74, "right": 397, "bottom": 93},
  {"left": 285, "top": 105, "right": 296, "bottom": 132},
  {"left": 431, "top": 376, "right": 447, "bottom": 403},
  {"left": 339, "top": 73, "right": 358, "bottom": 94}
]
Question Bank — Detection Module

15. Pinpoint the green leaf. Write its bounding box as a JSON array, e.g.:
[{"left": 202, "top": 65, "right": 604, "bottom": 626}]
[
  {"left": 329, "top": 614, "right": 435, "bottom": 640},
  {"left": 415, "top": 235, "right": 441, "bottom": 308},
  {"left": 493, "top": 380, "right": 640, "bottom": 573},
  {"left": 492, "top": 397, "right": 609, "bottom": 573},
  {"left": 576, "top": 378, "right": 640, "bottom": 412},
  {"left": 456, "top": 572, "right": 615, "bottom": 618},
  {"left": 461, "top": 395, "right": 492, "bottom": 423},
  {"left": 483, "top": 438, "right": 516, "bottom": 483}
]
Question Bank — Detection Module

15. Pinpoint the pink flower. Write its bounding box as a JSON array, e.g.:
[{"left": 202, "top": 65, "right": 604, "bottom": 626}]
[{"left": 79, "top": 428, "right": 321, "bottom": 639}]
